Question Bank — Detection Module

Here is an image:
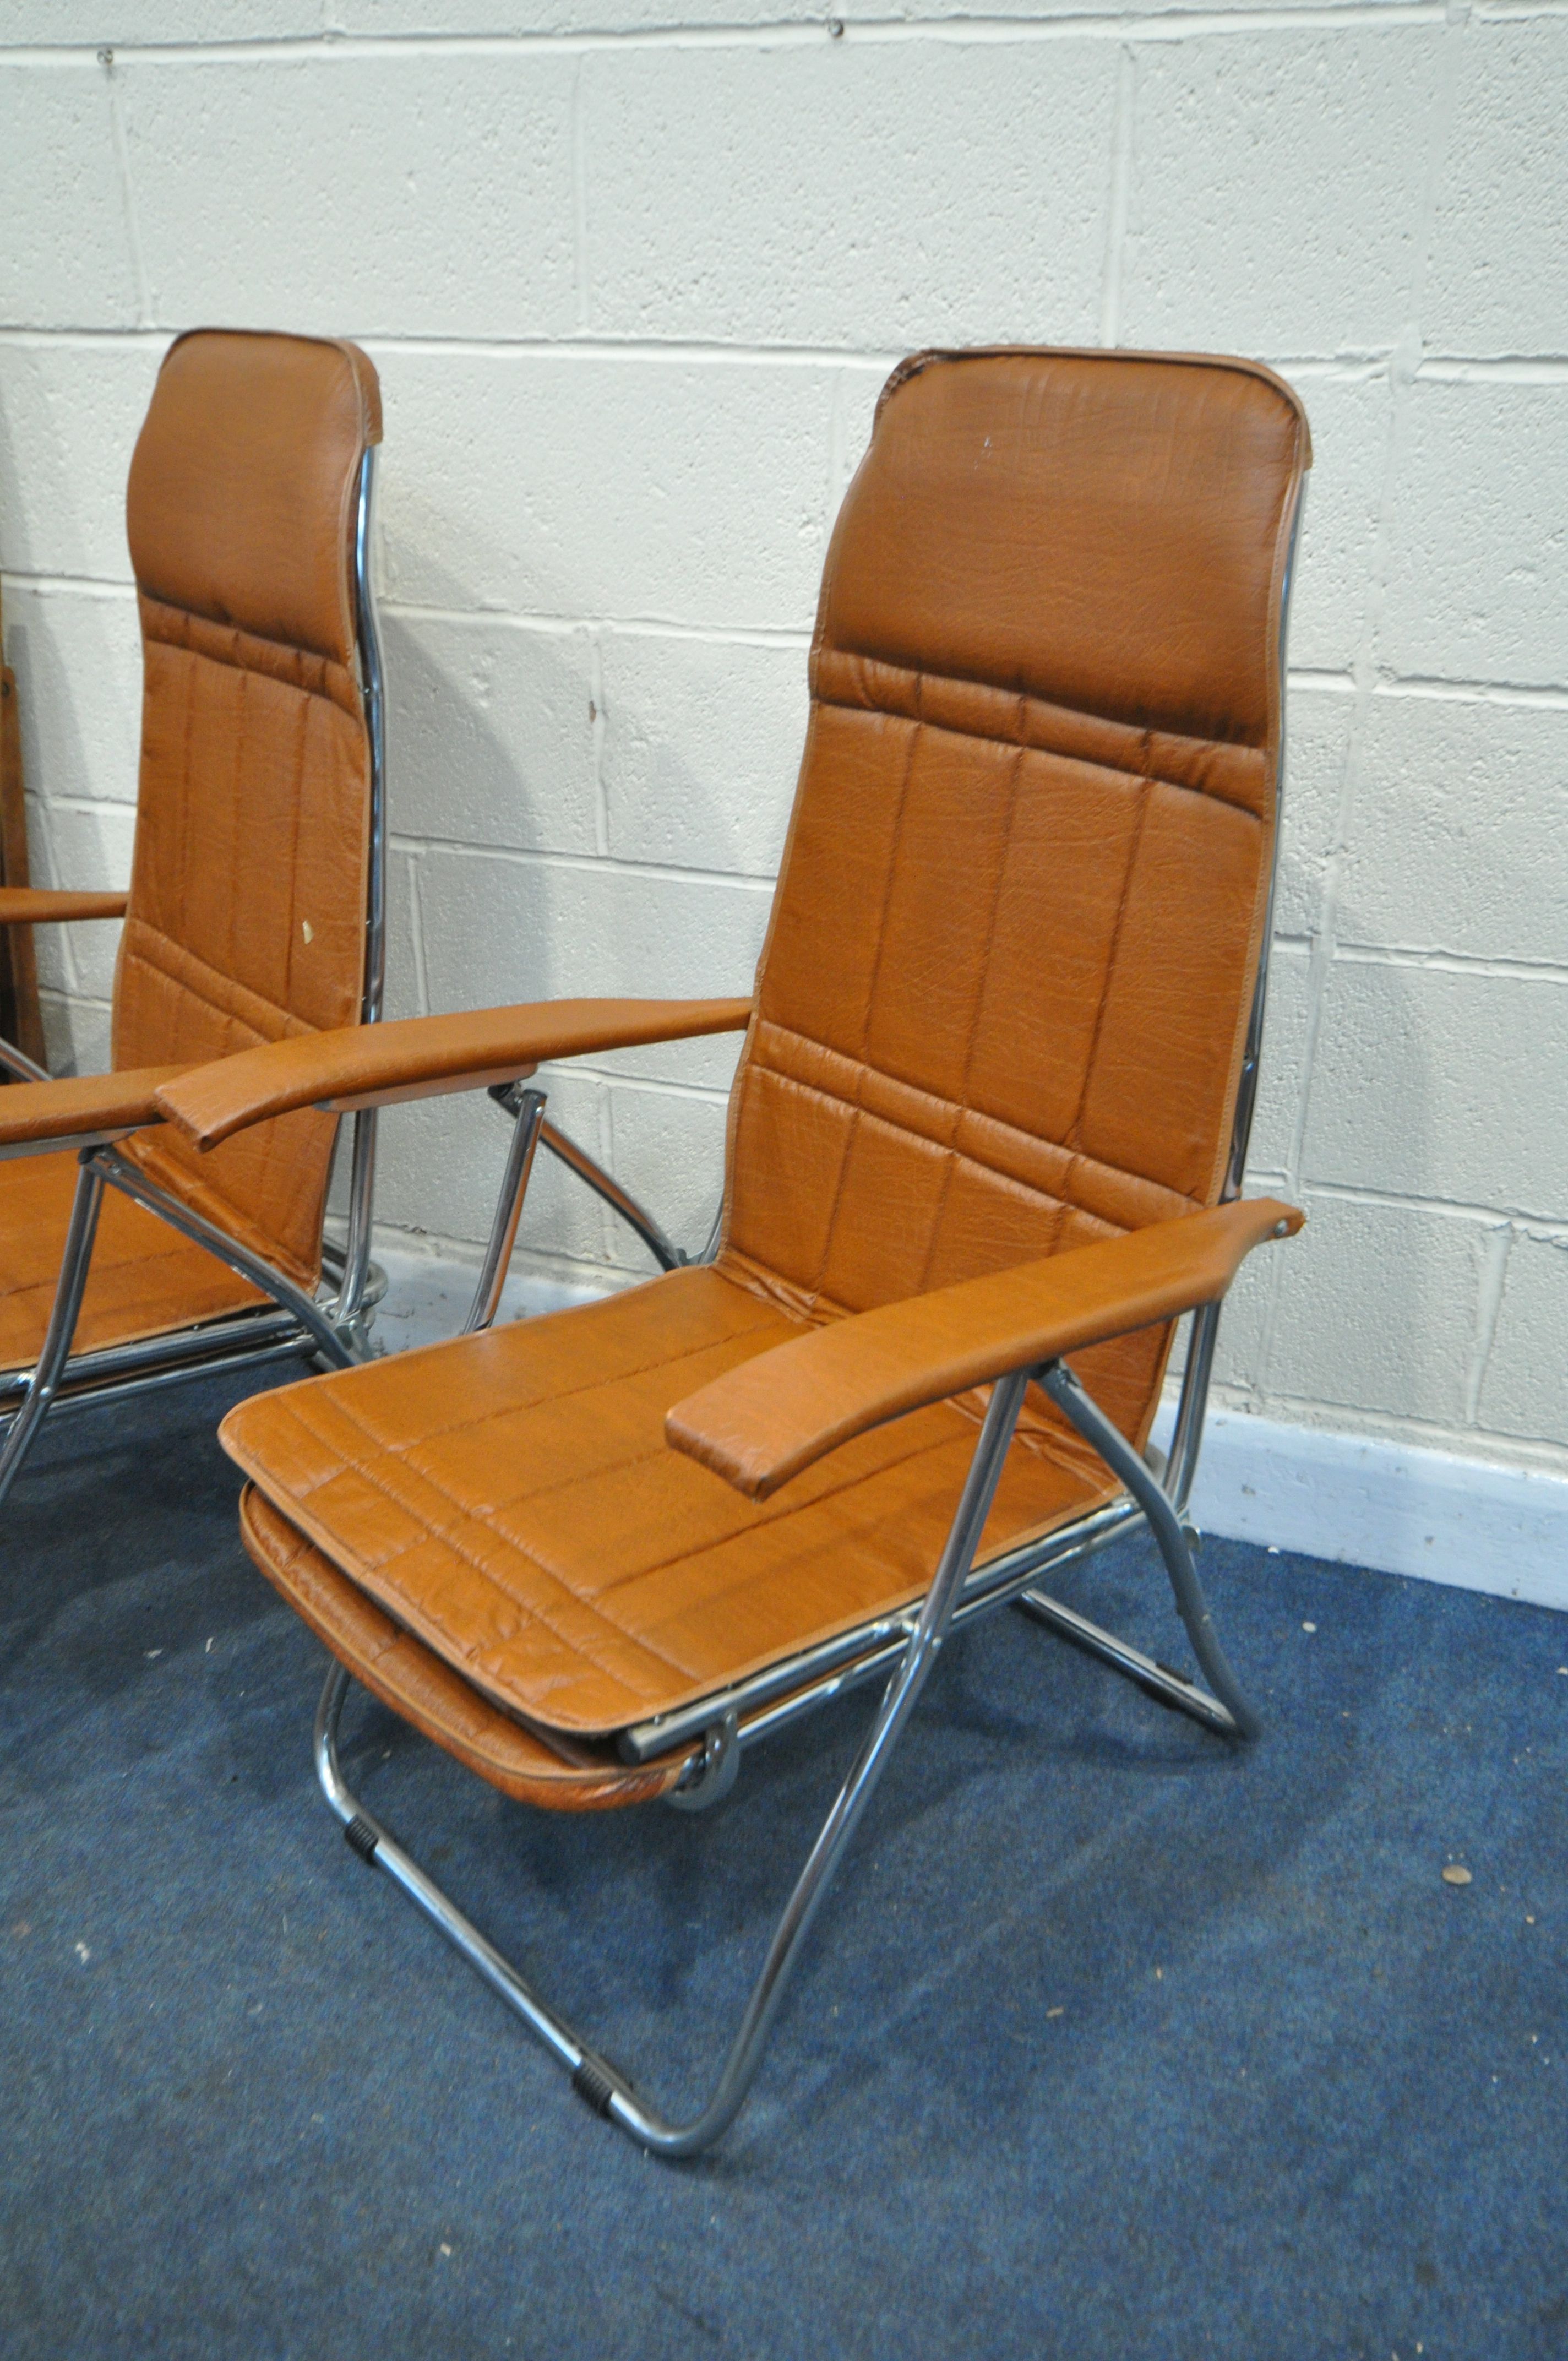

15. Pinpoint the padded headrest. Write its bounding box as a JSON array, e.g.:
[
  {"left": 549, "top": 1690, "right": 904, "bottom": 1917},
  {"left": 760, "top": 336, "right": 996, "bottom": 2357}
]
[
  {"left": 819, "top": 347, "right": 1310, "bottom": 751},
  {"left": 127, "top": 328, "right": 382, "bottom": 668}
]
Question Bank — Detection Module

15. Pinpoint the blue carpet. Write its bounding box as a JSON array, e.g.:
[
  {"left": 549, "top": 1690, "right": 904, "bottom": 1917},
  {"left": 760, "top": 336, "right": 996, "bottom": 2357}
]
[{"left": 2, "top": 1362, "right": 1565, "bottom": 2359}]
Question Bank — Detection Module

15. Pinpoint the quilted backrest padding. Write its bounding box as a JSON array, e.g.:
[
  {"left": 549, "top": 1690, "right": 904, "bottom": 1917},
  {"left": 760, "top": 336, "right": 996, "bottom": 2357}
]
[
  {"left": 113, "top": 330, "right": 379, "bottom": 1287},
  {"left": 719, "top": 347, "right": 1310, "bottom": 1447}
]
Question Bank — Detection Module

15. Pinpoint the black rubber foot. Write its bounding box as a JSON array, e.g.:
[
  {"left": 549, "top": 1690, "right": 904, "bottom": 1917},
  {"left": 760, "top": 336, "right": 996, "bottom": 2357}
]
[
  {"left": 571, "top": 2056, "right": 617, "bottom": 2118},
  {"left": 344, "top": 1814, "right": 379, "bottom": 1863}
]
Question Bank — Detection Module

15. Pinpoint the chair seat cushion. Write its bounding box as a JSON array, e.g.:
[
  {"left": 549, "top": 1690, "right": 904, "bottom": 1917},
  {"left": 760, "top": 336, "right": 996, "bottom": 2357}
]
[
  {"left": 0, "top": 1148, "right": 265, "bottom": 1376},
  {"left": 219, "top": 1264, "right": 1121, "bottom": 1742}
]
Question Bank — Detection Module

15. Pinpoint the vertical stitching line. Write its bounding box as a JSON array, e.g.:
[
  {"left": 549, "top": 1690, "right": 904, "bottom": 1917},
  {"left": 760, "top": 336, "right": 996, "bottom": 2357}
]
[
  {"left": 1064, "top": 753, "right": 1155, "bottom": 1203},
  {"left": 918, "top": 733, "right": 1027, "bottom": 1296},
  {"left": 808, "top": 707, "right": 923, "bottom": 1308}
]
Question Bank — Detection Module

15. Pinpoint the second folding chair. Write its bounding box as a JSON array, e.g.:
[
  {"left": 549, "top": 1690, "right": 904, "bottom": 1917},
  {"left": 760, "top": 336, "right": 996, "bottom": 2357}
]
[{"left": 0, "top": 325, "right": 678, "bottom": 1509}]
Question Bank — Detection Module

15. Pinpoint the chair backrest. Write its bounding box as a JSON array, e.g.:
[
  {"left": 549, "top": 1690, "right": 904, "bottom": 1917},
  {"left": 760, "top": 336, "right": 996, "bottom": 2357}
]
[
  {"left": 719, "top": 346, "right": 1310, "bottom": 1448},
  {"left": 113, "top": 327, "right": 381, "bottom": 1288}
]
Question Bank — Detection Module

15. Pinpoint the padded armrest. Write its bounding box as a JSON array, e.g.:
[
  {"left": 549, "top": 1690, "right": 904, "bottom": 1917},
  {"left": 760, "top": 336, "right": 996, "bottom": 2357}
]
[
  {"left": 0, "top": 889, "right": 129, "bottom": 926},
  {"left": 0, "top": 1063, "right": 189, "bottom": 1155},
  {"left": 667, "top": 1198, "right": 1304, "bottom": 1500},
  {"left": 155, "top": 997, "right": 754, "bottom": 1150}
]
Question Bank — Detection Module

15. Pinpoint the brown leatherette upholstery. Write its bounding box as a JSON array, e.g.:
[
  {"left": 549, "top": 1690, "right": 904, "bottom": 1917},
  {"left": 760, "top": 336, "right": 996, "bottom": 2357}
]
[
  {"left": 226, "top": 1261, "right": 1126, "bottom": 1738},
  {"left": 669, "top": 1198, "right": 1303, "bottom": 1499},
  {"left": 221, "top": 348, "right": 1310, "bottom": 1783},
  {"left": 113, "top": 329, "right": 378, "bottom": 1289},
  {"left": 0, "top": 1064, "right": 189, "bottom": 1151},
  {"left": 0, "top": 330, "right": 378, "bottom": 1375},
  {"left": 157, "top": 998, "right": 755, "bottom": 1149},
  {"left": 239, "top": 1483, "right": 684, "bottom": 1809},
  {"left": 0, "top": 889, "right": 128, "bottom": 925},
  {"left": 0, "top": 1151, "right": 267, "bottom": 1369}
]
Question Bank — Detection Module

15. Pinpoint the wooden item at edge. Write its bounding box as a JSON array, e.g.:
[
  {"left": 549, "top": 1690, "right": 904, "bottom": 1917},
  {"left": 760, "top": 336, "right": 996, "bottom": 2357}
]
[{"left": 0, "top": 582, "right": 47, "bottom": 1073}]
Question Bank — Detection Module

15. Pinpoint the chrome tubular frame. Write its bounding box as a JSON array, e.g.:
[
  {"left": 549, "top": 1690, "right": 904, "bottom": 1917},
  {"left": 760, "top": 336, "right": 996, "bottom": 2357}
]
[
  {"left": 0, "top": 1038, "right": 49, "bottom": 1084},
  {"left": 467, "top": 1086, "right": 547, "bottom": 1332},
  {"left": 335, "top": 448, "right": 388, "bottom": 1331},
  {"left": 0, "top": 1152, "right": 105, "bottom": 1510},
  {"left": 0, "top": 446, "right": 391, "bottom": 1489},
  {"left": 286, "top": 483, "right": 1308, "bottom": 2157},
  {"left": 1159, "top": 483, "right": 1305, "bottom": 1521}
]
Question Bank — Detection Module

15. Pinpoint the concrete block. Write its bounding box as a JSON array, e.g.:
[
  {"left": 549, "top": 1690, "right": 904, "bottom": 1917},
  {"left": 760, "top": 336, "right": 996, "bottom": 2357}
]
[
  {"left": 1303, "top": 958, "right": 1568, "bottom": 1221},
  {"left": 371, "top": 1060, "right": 611, "bottom": 1265},
  {"left": 0, "top": 63, "right": 138, "bottom": 330},
  {"left": 600, "top": 628, "right": 805, "bottom": 878},
  {"left": 0, "top": 341, "right": 163, "bottom": 583},
  {"left": 35, "top": 799, "right": 134, "bottom": 1003},
  {"left": 1246, "top": 938, "right": 1313, "bottom": 1177},
  {"left": 1276, "top": 678, "right": 1353, "bottom": 938},
  {"left": 1477, "top": 1230, "right": 1568, "bottom": 1446},
  {"left": 1382, "top": 382, "right": 1568, "bottom": 690},
  {"left": 2, "top": 586, "right": 142, "bottom": 811},
  {"left": 582, "top": 43, "right": 1115, "bottom": 349},
  {"left": 1337, "top": 692, "right": 1568, "bottom": 967},
  {"left": 596, "top": 1081, "right": 729, "bottom": 1273},
  {"left": 22, "top": 801, "right": 67, "bottom": 1000},
  {"left": 832, "top": 366, "right": 886, "bottom": 516},
  {"left": 415, "top": 846, "right": 765, "bottom": 1090},
  {"left": 1120, "top": 30, "right": 1442, "bottom": 356},
  {"left": 383, "top": 847, "right": 423, "bottom": 1024},
  {"left": 378, "top": 352, "right": 839, "bottom": 633},
  {"left": 1424, "top": 20, "right": 1568, "bottom": 360},
  {"left": 1209, "top": 1217, "right": 1282, "bottom": 1397},
  {"left": 383, "top": 612, "right": 598, "bottom": 857},
  {"left": 39, "top": 991, "right": 111, "bottom": 1081},
  {"left": 1264, "top": 1191, "right": 1495, "bottom": 1429},
  {"left": 1280, "top": 370, "right": 1391, "bottom": 675},
  {"left": 122, "top": 52, "right": 576, "bottom": 340}
]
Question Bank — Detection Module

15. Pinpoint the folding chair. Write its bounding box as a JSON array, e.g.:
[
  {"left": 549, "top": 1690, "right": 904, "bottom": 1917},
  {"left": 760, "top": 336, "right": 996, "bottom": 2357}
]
[{"left": 153, "top": 346, "right": 1311, "bottom": 2156}]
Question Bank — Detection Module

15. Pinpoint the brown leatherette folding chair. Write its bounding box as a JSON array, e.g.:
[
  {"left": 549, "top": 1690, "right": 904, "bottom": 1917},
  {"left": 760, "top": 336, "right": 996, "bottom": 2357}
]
[
  {"left": 0, "top": 328, "right": 398, "bottom": 1506},
  {"left": 153, "top": 347, "right": 1313, "bottom": 2156}
]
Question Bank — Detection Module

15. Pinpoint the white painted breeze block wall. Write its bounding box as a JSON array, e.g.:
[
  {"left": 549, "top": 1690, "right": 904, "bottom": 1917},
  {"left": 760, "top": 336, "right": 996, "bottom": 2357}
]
[{"left": 3, "top": 0, "right": 1567, "bottom": 1584}]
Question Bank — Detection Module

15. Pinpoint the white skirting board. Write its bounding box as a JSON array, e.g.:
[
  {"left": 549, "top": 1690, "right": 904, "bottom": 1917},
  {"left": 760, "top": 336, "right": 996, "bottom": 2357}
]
[
  {"left": 373, "top": 1244, "right": 1568, "bottom": 1615},
  {"left": 1149, "top": 1400, "right": 1568, "bottom": 1614}
]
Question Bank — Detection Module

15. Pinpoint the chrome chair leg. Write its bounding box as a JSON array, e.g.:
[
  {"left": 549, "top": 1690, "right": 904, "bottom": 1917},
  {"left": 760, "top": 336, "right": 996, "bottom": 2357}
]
[
  {"left": 467, "top": 1088, "right": 547, "bottom": 1332},
  {"left": 1029, "top": 1358, "right": 1261, "bottom": 1742},
  {"left": 0, "top": 1151, "right": 104, "bottom": 1511},
  {"left": 308, "top": 1369, "right": 1031, "bottom": 2159}
]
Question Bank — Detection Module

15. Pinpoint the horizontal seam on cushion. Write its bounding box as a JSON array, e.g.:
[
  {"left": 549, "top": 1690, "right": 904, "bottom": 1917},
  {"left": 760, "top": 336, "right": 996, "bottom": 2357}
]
[
  {"left": 241, "top": 1490, "right": 658, "bottom": 1791},
  {"left": 236, "top": 1402, "right": 1115, "bottom": 1738},
  {"left": 236, "top": 1357, "right": 1019, "bottom": 1709},
  {"left": 142, "top": 600, "right": 358, "bottom": 714},
  {"left": 120, "top": 921, "right": 309, "bottom": 1051},
  {"left": 276, "top": 1364, "right": 1095, "bottom": 1634},
  {"left": 275, "top": 1283, "right": 791, "bottom": 1466},
  {"left": 276, "top": 1389, "right": 702, "bottom": 1701},
  {"left": 813, "top": 677, "right": 1264, "bottom": 807},
  {"left": 592, "top": 1419, "right": 1010, "bottom": 1621},
  {"left": 743, "top": 1037, "right": 1199, "bottom": 1232},
  {"left": 586, "top": 1398, "right": 991, "bottom": 1603}
]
